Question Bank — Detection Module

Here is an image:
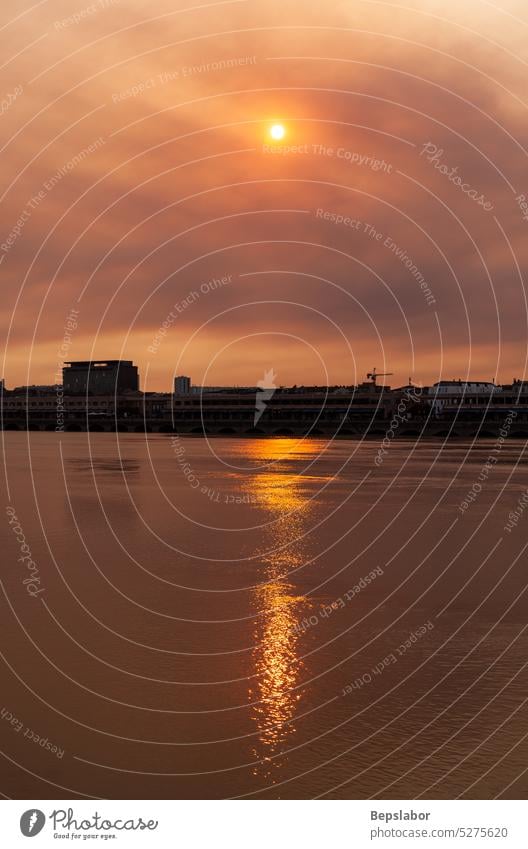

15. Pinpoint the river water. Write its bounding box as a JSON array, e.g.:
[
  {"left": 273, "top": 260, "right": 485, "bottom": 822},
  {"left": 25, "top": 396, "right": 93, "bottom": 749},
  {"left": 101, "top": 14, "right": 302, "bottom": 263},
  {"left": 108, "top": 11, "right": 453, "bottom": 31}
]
[{"left": 1, "top": 433, "right": 528, "bottom": 799}]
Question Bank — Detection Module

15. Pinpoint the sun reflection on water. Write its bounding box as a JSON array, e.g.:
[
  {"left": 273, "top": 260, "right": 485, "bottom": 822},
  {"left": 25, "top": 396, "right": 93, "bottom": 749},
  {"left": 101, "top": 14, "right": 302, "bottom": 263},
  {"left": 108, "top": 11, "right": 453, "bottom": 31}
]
[{"left": 245, "top": 439, "right": 320, "bottom": 779}]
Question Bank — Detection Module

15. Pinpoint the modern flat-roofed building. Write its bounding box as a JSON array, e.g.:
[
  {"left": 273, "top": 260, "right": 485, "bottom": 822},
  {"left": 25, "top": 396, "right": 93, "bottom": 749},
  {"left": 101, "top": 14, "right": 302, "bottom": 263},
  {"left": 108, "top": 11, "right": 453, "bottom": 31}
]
[
  {"left": 63, "top": 360, "right": 139, "bottom": 395},
  {"left": 174, "top": 375, "right": 191, "bottom": 395}
]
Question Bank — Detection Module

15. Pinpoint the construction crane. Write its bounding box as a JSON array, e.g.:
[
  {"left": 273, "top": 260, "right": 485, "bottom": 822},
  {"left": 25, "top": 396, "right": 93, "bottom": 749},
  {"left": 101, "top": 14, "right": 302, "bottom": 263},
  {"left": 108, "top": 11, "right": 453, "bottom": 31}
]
[{"left": 366, "top": 367, "right": 393, "bottom": 386}]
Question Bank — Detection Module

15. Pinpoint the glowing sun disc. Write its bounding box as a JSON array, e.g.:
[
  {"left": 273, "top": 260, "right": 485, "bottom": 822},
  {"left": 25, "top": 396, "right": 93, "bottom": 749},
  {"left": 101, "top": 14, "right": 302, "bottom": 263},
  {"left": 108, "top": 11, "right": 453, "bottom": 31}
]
[{"left": 270, "top": 124, "right": 285, "bottom": 140}]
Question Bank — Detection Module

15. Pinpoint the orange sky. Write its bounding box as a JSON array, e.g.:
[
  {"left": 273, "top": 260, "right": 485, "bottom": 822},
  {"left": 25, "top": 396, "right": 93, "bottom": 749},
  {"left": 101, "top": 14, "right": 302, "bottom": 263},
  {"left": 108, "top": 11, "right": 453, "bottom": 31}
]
[{"left": 1, "top": 0, "right": 528, "bottom": 391}]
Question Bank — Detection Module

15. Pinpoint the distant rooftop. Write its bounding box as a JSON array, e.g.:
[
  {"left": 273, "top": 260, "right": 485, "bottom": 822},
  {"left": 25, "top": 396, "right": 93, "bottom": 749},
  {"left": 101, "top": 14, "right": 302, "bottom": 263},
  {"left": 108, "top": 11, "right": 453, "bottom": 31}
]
[
  {"left": 434, "top": 380, "right": 497, "bottom": 386},
  {"left": 64, "top": 360, "right": 134, "bottom": 367}
]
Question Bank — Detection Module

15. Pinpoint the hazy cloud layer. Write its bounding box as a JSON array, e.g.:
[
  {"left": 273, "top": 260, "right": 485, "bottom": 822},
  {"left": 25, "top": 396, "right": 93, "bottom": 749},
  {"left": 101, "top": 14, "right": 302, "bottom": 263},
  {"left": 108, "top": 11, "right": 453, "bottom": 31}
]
[{"left": 1, "top": 0, "right": 528, "bottom": 389}]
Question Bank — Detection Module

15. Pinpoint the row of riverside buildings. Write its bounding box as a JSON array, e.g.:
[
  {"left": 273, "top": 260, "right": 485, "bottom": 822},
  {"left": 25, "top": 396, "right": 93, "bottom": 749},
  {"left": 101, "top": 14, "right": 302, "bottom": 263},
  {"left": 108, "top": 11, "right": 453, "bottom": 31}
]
[{"left": 1, "top": 360, "right": 528, "bottom": 437}]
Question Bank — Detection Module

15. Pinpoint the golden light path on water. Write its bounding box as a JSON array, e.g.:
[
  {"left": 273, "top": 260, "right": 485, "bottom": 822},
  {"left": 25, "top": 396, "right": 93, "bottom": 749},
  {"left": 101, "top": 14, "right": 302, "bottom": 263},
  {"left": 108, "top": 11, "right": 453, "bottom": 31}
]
[{"left": 243, "top": 440, "right": 327, "bottom": 780}]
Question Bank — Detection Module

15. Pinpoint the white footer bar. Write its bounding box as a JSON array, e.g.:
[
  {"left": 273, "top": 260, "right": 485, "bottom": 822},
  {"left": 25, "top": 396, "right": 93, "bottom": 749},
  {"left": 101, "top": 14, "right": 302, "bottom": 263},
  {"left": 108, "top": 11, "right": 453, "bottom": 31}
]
[{"left": 1, "top": 799, "right": 525, "bottom": 848}]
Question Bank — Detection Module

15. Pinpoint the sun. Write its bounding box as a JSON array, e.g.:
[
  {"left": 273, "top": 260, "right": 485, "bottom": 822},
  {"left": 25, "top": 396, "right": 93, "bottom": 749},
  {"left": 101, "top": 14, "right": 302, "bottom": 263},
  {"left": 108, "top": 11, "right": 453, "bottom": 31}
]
[{"left": 270, "top": 123, "right": 286, "bottom": 140}]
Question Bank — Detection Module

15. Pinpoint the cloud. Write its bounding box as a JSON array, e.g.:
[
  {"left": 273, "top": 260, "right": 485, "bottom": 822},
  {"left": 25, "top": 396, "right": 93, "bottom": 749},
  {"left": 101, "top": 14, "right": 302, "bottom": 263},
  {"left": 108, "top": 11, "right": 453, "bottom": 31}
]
[{"left": 1, "top": 0, "right": 528, "bottom": 388}]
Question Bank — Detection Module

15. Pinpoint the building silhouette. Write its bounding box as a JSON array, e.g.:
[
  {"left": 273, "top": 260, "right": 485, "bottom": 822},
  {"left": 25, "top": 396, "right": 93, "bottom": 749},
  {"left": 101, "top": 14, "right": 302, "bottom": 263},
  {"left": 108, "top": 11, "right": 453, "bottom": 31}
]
[{"left": 63, "top": 360, "right": 139, "bottom": 395}]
